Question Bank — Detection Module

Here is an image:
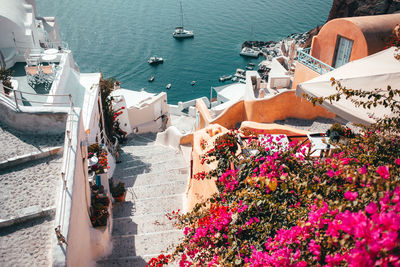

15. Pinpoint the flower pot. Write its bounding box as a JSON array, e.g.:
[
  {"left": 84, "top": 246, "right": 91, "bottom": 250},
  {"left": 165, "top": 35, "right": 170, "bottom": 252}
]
[{"left": 113, "top": 191, "right": 126, "bottom": 202}]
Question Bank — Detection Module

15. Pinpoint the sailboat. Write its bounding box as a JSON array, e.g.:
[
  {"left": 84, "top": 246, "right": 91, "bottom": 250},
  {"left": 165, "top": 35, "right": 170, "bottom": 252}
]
[{"left": 173, "top": 0, "right": 194, "bottom": 38}]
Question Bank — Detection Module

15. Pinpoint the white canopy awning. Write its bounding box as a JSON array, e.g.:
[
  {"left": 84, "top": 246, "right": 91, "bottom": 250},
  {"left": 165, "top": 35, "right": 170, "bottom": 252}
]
[{"left": 296, "top": 47, "right": 400, "bottom": 125}]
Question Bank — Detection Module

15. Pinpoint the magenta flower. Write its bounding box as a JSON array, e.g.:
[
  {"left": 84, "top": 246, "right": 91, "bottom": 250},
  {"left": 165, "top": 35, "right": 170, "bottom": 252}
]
[
  {"left": 376, "top": 165, "right": 390, "bottom": 179},
  {"left": 344, "top": 191, "right": 358, "bottom": 201},
  {"left": 358, "top": 165, "right": 367, "bottom": 175},
  {"left": 326, "top": 169, "right": 334, "bottom": 178},
  {"left": 365, "top": 202, "right": 378, "bottom": 214},
  {"left": 395, "top": 158, "right": 400, "bottom": 166}
]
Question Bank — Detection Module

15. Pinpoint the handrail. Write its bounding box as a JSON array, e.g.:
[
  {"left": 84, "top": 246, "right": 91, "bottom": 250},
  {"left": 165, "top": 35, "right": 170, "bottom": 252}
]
[
  {"left": 297, "top": 48, "right": 334, "bottom": 75},
  {"left": 56, "top": 109, "right": 75, "bottom": 243},
  {"left": 3, "top": 85, "right": 71, "bottom": 97},
  {"left": 1, "top": 84, "right": 72, "bottom": 109}
]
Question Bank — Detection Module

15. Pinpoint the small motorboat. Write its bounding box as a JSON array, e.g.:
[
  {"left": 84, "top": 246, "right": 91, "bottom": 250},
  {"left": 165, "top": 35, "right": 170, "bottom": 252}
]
[
  {"left": 247, "top": 62, "right": 255, "bottom": 66},
  {"left": 191, "top": 81, "right": 196, "bottom": 86},
  {"left": 148, "top": 75, "right": 155, "bottom": 82},
  {"left": 246, "top": 66, "right": 254, "bottom": 70},
  {"left": 240, "top": 47, "right": 260, "bottom": 58},
  {"left": 219, "top": 75, "right": 232, "bottom": 82},
  {"left": 231, "top": 76, "right": 238, "bottom": 82},
  {"left": 166, "top": 83, "right": 171, "bottom": 89},
  {"left": 234, "top": 73, "right": 246, "bottom": 79},
  {"left": 148, "top": 56, "right": 164, "bottom": 64}
]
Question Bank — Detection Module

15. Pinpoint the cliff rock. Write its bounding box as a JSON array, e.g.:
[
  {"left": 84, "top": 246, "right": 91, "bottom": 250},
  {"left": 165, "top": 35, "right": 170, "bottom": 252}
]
[{"left": 328, "top": 0, "right": 400, "bottom": 21}]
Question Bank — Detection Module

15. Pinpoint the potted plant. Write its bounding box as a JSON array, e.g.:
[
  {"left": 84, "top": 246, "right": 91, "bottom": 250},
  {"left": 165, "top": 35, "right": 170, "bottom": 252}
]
[
  {"left": 109, "top": 178, "right": 126, "bottom": 202},
  {"left": 0, "top": 67, "right": 14, "bottom": 95},
  {"left": 90, "top": 183, "right": 110, "bottom": 227}
]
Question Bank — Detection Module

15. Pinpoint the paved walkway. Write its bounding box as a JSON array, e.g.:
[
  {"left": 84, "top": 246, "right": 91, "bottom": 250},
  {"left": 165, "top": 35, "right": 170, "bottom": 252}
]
[
  {"left": 0, "top": 121, "right": 63, "bottom": 266},
  {"left": 0, "top": 120, "right": 64, "bottom": 162},
  {"left": 97, "top": 133, "right": 189, "bottom": 267}
]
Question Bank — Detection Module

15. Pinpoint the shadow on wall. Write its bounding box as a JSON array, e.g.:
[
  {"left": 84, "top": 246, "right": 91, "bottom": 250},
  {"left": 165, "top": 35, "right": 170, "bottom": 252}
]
[{"left": 195, "top": 91, "right": 336, "bottom": 131}]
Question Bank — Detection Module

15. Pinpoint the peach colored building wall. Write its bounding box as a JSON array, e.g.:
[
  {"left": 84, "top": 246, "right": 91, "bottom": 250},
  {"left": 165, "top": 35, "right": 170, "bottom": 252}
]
[
  {"left": 292, "top": 63, "right": 321, "bottom": 89},
  {"left": 312, "top": 14, "right": 400, "bottom": 66},
  {"left": 187, "top": 125, "right": 226, "bottom": 211},
  {"left": 293, "top": 13, "right": 400, "bottom": 91},
  {"left": 195, "top": 91, "right": 335, "bottom": 131}
]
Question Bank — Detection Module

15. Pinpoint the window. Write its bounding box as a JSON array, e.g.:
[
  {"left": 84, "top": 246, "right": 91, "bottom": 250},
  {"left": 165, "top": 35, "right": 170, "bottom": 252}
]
[{"left": 333, "top": 35, "right": 353, "bottom": 68}]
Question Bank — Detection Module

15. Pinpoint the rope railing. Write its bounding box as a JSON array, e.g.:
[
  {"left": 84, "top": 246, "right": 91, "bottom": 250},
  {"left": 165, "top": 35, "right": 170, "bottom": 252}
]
[
  {"left": 55, "top": 104, "right": 76, "bottom": 247},
  {"left": 297, "top": 48, "right": 335, "bottom": 75}
]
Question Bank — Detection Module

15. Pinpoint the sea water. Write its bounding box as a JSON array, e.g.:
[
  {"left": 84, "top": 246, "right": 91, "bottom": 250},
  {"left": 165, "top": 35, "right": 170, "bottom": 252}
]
[{"left": 37, "top": 0, "right": 332, "bottom": 104}]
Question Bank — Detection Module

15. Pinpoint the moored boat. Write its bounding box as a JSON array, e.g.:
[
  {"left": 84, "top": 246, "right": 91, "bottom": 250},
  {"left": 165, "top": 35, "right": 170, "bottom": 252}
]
[
  {"left": 148, "top": 75, "right": 155, "bottom": 82},
  {"left": 191, "top": 81, "right": 196, "bottom": 85},
  {"left": 173, "top": 1, "right": 194, "bottom": 38},
  {"left": 166, "top": 83, "right": 171, "bottom": 89},
  {"left": 234, "top": 73, "right": 246, "bottom": 79},
  {"left": 240, "top": 47, "right": 260, "bottom": 58},
  {"left": 148, "top": 56, "right": 164, "bottom": 64},
  {"left": 219, "top": 75, "right": 232, "bottom": 82}
]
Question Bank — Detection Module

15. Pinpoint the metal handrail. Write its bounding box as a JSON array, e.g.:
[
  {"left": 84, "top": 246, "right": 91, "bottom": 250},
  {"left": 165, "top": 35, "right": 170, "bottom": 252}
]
[
  {"left": 297, "top": 48, "right": 334, "bottom": 75},
  {"left": 1, "top": 84, "right": 73, "bottom": 109}
]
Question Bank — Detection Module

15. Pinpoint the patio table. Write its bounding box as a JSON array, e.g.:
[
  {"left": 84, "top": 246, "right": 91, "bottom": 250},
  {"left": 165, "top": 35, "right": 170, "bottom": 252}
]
[
  {"left": 44, "top": 48, "right": 58, "bottom": 55},
  {"left": 41, "top": 54, "right": 57, "bottom": 62}
]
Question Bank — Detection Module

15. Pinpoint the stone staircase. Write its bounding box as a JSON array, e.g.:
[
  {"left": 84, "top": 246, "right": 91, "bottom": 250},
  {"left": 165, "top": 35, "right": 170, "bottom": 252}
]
[
  {"left": 0, "top": 121, "right": 64, "bottom": 266},
  {"left": 97, "top": 133, "right": 189, "bottom": 267}
]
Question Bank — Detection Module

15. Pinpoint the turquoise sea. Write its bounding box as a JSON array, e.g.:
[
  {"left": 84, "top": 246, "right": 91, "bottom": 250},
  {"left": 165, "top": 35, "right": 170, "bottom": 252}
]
[{"left": 37, "top": 0, "right": 332, "bottom": 104}]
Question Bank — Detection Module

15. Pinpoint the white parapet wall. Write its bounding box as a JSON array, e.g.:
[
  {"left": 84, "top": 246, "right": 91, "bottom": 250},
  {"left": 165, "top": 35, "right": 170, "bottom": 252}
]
[
  {"left": 268, "top": 56, "right": 291, "bottom": 89},
  {"left": 52, "top": 108, "right": 112, "bottom": 266},
  {"left": 111, "top": 89, "right": 171, "bottom": 134}
]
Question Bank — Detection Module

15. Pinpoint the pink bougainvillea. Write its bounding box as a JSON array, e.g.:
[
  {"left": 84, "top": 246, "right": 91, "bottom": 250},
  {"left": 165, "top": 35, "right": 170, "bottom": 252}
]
[{"left": 148, "top": 119, "right": 400, "bottom": 266}]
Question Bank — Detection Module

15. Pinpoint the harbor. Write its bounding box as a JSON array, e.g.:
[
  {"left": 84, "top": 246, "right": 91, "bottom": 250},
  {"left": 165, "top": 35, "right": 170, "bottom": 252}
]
[{"left": 36, "top": 0, "right": 332, "bottom": 104}]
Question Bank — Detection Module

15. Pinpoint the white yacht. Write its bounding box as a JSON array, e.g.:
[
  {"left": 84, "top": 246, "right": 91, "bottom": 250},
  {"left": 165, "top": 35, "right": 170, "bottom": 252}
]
[
  {"left": 148, "top": 56, "right": 164, "bottom": 64},
  {"left": 240, "top": 47, "right": 260, "bottom": 58},
  {"left": 173, "top": 1, "right": 194, "bottom": 38},
  {"left": 173, "top": 27, "right": 194, "bottom": 38}
]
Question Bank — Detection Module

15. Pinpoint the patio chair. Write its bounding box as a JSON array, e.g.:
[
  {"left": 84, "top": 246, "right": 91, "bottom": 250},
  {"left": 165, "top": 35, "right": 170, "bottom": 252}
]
[
  {"left": 24, "top": 48, "right": 41, "bottom": 66},
  {"left": 39, "top": 64, "right": 56, "bottom": 83},
  {"left": 25, "top": 65, "right": 40, "bottom": 85}
]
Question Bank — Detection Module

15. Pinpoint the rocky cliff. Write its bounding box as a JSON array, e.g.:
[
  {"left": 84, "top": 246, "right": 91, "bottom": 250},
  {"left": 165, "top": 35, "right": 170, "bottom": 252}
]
[{"left": 328, "top": 0, "right": 400, "bottom": 21}]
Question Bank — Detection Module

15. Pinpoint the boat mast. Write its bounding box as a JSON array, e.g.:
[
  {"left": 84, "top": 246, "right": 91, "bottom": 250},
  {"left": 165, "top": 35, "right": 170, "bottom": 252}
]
[{"left": 179, "top": 0, "right": 184, "bottom": 28}]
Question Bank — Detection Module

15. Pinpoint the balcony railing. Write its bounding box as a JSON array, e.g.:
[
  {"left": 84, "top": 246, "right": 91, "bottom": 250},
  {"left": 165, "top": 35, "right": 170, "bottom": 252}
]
[{"left": 297, "top": 48, "right": 334, "bottom": 75}]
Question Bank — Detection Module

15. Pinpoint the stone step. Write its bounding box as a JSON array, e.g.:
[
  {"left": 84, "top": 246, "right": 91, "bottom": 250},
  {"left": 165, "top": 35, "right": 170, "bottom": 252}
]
[
  {"left": 113, "top": 194, "right": 184, "bottom": 218},
  {"left": 97, "top": 256, "right": 149, "bottom": 267},
  {"left": 97, "top": 255, "right": 179, "bottom": 267},
  {"left": 107, "top": 230, "right": 183, "bottom": 258},
  {"left": 114, "top": 159, "right": 188, "bottom": 178},
  {"left": 122, "top": 139, "right": 155, "bottom": 147},
  {"left": 0, "top": 155, "right": 62, "bottom": 219},
  {"left": 117, "top": 167, "right": 188, "bottom": 187},
  {"left": 126, "top": 180, "right": 187, "bottom": 199},
  {"left": 119, "top": 150, "right": 182, "bottom": 165},
  {"left": 119, "top": 144, "right": 175, "bottom": 157},
  {"left": 130, "top": 133, "right": 157, "bottom": 142},
  {"left": 112, "top": 213, "right": 176, "bottom": 236}
]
